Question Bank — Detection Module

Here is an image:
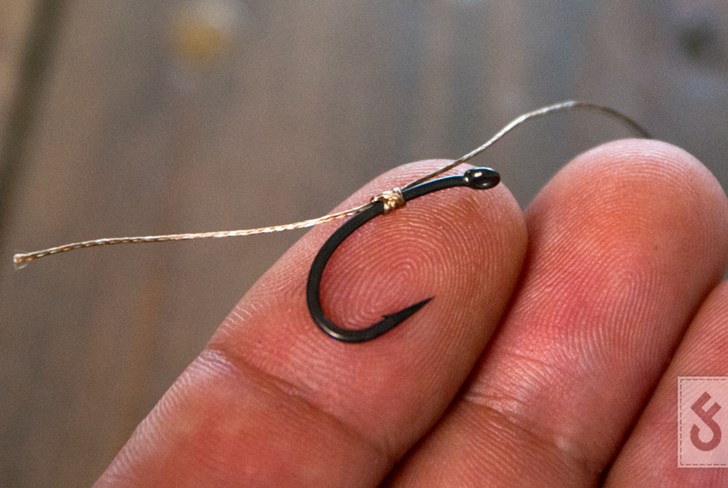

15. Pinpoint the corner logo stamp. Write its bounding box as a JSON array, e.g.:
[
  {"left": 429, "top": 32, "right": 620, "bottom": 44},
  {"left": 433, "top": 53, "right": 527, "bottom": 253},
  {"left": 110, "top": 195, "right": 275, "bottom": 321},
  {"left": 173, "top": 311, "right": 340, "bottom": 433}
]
[{"left": 678, "top": 377, "right": 728, "bottom": 467}]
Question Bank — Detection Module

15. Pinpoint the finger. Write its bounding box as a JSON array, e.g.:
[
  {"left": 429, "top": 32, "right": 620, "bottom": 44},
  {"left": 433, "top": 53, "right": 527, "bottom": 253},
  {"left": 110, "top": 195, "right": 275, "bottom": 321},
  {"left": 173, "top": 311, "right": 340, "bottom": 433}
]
[
  {"left": 95, "top": 161, "right": 526, "bottom": 487},
  {"left": 605, "top": 281, "right": 728, "bottom": 486},
  {"left": 388, "top": 140, "right": 728, "bottom": 486}
]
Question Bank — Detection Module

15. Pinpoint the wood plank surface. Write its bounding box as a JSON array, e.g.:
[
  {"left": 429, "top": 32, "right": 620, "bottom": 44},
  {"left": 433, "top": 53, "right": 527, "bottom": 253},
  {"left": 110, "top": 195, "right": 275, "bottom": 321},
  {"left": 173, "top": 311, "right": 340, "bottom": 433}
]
[
  {"left": 0, "top": 0, "right": 37, "bottom": 145},
  {"left": 1, "top": 1, "right": 727, "bottom": 486}
]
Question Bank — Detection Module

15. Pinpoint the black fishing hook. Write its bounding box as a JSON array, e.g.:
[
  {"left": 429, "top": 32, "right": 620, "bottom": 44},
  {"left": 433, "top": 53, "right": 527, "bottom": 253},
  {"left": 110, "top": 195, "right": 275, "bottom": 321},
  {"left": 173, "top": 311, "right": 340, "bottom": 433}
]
[{"left": 306, "top": 167, "right": 501, "bottom": 343}]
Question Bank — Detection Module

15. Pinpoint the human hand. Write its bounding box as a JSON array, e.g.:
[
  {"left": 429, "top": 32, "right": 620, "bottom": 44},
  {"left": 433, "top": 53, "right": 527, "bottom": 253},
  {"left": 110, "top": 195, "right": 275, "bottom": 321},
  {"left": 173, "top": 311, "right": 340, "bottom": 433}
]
[{"left": 95, "top": 139, "right": 728, "bottom": 487}]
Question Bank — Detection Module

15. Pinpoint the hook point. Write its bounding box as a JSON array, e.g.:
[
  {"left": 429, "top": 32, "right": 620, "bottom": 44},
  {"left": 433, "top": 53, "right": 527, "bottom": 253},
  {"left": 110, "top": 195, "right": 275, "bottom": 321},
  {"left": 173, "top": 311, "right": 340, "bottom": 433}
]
[{"left": 382, "top": 296, "right": 433, "bottom": 322}]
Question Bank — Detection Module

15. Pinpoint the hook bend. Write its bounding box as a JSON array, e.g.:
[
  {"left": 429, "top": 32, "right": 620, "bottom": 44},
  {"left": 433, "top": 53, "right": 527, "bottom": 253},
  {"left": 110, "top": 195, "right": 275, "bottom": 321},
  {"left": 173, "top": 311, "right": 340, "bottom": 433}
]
[{"left": 306, "top": 167, "right": 500, "bottom": 343}]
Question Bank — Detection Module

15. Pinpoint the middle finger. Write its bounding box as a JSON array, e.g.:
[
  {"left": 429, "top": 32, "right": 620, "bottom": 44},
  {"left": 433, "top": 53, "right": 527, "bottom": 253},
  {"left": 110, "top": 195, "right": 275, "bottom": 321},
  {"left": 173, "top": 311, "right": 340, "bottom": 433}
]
[{"left": 388, "top": 139, "right": 728, "bottom": 486}]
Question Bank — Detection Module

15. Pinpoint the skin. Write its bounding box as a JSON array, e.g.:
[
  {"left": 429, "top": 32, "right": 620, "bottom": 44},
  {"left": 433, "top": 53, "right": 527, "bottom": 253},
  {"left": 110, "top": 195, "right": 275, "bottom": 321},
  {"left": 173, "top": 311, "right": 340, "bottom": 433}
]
[{"left": 96, "top": 139, "right": 728, "bottom": 487}]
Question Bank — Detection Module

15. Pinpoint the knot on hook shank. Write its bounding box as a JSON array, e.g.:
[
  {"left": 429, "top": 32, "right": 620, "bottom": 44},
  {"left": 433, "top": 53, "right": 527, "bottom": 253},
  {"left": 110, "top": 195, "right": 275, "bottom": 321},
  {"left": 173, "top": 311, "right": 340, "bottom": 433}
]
[{"left": 371, "top": 188, "right": 405, "bottom": 214}]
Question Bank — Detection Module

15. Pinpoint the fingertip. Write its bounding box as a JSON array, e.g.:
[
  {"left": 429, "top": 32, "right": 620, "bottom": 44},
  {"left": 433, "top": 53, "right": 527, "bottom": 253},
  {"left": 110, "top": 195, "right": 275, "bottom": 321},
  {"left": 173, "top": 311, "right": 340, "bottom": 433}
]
[
  {"left": 566, "top": 138, "right": 728, "bottom": 220},
  {"left": 528, "top": 138, "right": 728, "bottom": 286}
]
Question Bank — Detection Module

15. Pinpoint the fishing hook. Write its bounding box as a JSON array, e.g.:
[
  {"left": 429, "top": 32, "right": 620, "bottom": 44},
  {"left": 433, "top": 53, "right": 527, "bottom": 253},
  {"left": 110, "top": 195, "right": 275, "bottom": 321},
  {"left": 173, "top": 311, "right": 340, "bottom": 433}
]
[{"left": 306, "top": 167, "right": 500, "bottom": 343}]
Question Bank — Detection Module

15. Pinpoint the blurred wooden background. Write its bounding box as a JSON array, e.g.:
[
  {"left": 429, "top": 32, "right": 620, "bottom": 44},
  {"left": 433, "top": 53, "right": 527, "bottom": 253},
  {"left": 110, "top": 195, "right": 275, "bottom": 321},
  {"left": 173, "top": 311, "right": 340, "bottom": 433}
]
[{"left": 1, "top": 1, "right": 726, "bottom": 486}]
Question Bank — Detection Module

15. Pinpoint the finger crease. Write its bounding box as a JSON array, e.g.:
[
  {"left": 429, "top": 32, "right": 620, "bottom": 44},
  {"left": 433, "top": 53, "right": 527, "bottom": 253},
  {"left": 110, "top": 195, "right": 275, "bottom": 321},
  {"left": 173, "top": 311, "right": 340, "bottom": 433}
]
[
  {"left": 462, "top": 393, "right": 604, "bottom": 479},
  {"left": 201, "top": 345, "right": 393, "bottom": 468}
]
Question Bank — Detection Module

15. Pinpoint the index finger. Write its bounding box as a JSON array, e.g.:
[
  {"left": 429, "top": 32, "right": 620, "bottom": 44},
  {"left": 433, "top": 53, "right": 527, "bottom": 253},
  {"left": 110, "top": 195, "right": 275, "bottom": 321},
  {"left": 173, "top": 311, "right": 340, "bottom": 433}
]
[{"left": 95, "top": 160, "right": 526, "bottom": 487}]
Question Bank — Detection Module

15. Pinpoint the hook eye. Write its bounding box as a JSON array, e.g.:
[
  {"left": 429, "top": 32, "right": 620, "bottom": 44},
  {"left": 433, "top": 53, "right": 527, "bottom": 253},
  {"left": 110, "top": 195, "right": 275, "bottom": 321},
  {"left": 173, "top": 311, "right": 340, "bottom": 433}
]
[{"left": 464, "top": 167, "right": 500, "bottom": 189}]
